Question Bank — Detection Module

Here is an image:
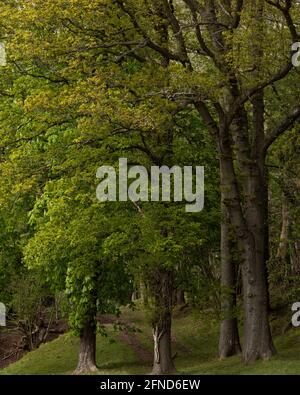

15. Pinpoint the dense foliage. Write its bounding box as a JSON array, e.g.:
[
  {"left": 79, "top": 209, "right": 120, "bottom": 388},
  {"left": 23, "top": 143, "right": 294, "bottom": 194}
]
[{"left": 0, "top": 0, "right": 299, "bottom": 374}]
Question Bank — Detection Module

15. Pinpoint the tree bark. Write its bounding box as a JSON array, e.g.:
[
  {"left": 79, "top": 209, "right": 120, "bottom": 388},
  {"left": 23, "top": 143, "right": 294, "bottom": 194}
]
[
  {"left": 151, "top": 269, "right": 176, "bottom": 375},
  {"left": 276, "top": 195, "right": 290, "bottom": 264},
  {"left": 218, "top": 122, "right": 275, "bottom": 363},
  {"left": 291, "top": 242, "right": 300, "bottom": 275},
  {"left": 240, "top": 85, "right": 276, "bottom": 362},
  {"left": 176, "top": 289, "right": 186, "bottom": 306},
  {"left": 241, "top": 160, "right": 276, "bottom": 362},
  {"left": 131, "top": 289, "right": 139, "bottom": 302},
  {"left": 219, "top": 194, "right": 241, "bottom": 359},
  {"left": 74, "top": 314, "right": 97, "bottom": 374}
]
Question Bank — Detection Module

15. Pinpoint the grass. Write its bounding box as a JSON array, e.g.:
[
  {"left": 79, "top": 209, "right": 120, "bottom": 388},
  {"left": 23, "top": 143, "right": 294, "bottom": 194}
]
[
  {"left": 1, "top": 308, "right": 300, "bottom": 375},
  {"left": 0, "top": 328, "right": 145, "bottom": 375}
]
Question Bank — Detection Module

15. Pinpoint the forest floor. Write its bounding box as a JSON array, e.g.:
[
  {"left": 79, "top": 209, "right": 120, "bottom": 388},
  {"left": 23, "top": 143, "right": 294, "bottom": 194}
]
[{"left": 1, "top": 306, "right": 300, "bottom": 375}]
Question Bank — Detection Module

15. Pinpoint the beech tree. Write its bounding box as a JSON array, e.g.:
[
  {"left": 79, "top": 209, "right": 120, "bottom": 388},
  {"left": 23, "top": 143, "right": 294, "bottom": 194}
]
[
  {"left": 97, "top": 111, "right": 220, "bottom": 374},
  {"left": 3, "top": 0, "right": 220, "bottom": 374},
  {"left": 2, "top": 0, "right": 300, "bottom": 371},
  {"left": 24, "top": 173, "right": 134, "bottom": 373},
  {"left": 45, "top": 0, "right": 300, "bottom": 362},
  {"left": 90, "top": 0, "right": 300, "bottom": 362}
]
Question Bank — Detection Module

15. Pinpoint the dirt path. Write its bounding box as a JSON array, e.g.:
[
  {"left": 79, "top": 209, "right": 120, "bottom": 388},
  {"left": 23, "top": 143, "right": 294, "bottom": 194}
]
[
  {"left": 98, "top": 314, "right": 153, "bottom": 363},
  {"left": 98, "top": 314, "right": 190, "bottom": 364},
  {"left": 119, "top": 331, "right": 153, "bottom": 363}
]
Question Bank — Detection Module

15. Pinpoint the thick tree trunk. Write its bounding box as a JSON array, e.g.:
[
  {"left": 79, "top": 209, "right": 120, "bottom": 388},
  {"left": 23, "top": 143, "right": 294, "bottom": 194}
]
[
  {"left": 219, "top": 129, "right": 275, "bottom": 363},
  {"left": 219, "top": 198, "right": 241, "bottom": 359},
  {"left": 194, "top": 3, "right": 276, "bottom": 358},
  {"left": 241, "top": 233, "right": 276, "bottom": 362},
  {"left": 217, "top": 1, "right": 274, "bottom": 362},
  {"left": 219, "top": 312, "right": 241, "bottom": 360},
  {"left": 242, "top": 86, "right": 275, "bottom": 361},
  {"left": 241, "top": 230, "right": 275, "bottom": 362},
  {"left": 74, "top": 315, "right": 97, "bottom": 374},
  {"left": 152, "top": 320, "right": 175, "bottom": 375},
  {"left": 240, "top": 157, "right": 276, "bottom": 363},
  {"left": 151, "top": 269, "right": 176, "bottom": 375}
]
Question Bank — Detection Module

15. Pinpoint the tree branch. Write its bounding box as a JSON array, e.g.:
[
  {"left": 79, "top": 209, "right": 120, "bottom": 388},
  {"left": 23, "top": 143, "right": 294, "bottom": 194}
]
[{"left": 264, "top": 105, "right": 300, "bottom": 152}]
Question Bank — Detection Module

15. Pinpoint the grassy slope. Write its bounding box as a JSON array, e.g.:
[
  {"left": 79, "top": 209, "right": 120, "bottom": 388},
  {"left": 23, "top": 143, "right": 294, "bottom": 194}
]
[{"left": 1, "top": 308, "right": 300, "bottom": 375}]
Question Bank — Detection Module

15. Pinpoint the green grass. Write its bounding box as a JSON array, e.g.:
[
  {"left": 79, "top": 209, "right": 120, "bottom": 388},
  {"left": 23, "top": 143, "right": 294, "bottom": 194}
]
[
  {"left": 0, "top": 326, "right": 146, "bottom": 375},
  {"left": 1, "top": 309, "right": 300, "bottom": 375}
]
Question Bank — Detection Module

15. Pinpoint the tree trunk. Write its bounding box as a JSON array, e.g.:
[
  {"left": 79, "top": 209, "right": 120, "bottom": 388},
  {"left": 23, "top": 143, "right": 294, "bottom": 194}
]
[
  {"left": 74, "top": 315, "right": 97, "bottom": 374},
  {"left": 151, "top": 269, "right": 176, "bottom": 375},
  {"left": 241, "top": 156, "right": 276, "bottom": 363},
  {"left": 276, "top": 195, "right": 290, "bottom": 264},
  {"left": 176, "top": 289, "right": 185, "bottom": 306},
  {"left": 219, "top": 195, "right": 241, "bottom": 359},
  {"left": 241, "top": 231, "right": 276, "bottom": 362},
  {"left": 218, "top": 128, "right": 275, "bottom": 363},
  {"left": 218, "top": 1, "right": 274, "bottom": 363},
  {"left": 291, "top": 242, "right": 300, "bottom": 275},
  {"left": 140, "top": 282, "right": 149, "bottom": 306},
  {"left": 242, "top": 84, "right": 275, "bottom": 361},
  {"left": 131, "top": 289, "right": 139, "bottom": 302}
]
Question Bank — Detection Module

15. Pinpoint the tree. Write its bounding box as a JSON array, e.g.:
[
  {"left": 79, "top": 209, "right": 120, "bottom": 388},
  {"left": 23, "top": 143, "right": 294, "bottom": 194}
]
[
  {"left": 24, "top": 174, "right": 134, "bottom": 372},
  {"left": 218, "top": 197, "right": 241, "bottom": 358},
  {"left": 4, "top": 0, "right": 300, "bottom": 366},
  {"left": 97, "top": 0, "right": 300, "bottom": 362}
]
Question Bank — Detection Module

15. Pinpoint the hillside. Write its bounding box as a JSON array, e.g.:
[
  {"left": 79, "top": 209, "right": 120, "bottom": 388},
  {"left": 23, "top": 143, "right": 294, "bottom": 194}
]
[{"left": 1, "top": 309, "right": 300, "bottom": 375}]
